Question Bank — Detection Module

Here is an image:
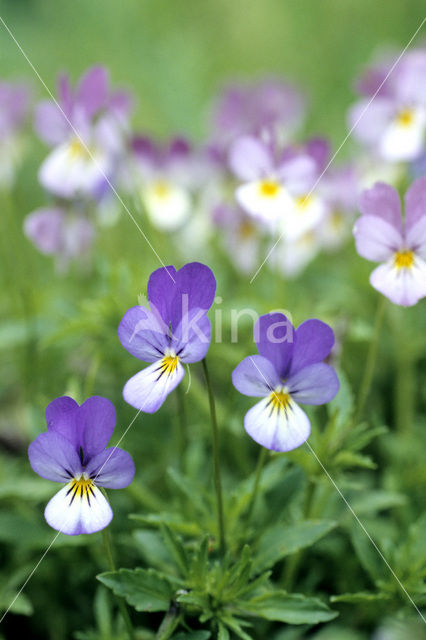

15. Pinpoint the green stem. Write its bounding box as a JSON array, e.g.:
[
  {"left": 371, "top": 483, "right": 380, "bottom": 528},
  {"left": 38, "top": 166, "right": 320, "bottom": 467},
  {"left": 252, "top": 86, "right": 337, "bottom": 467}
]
[
  {"left": 395, "top": 336, "right": 415, "bottom": 434},
  {"left": 102, "top": 528, "right": 136, "bottom": 640},
  {"left": 175, "top": 382, "right": 186, "bottom": 465},
  {"left": 245, "top": 447, "right": 268, "bottom": 525},
  {"left": 201, "top": 358, "right": 226, "bottom": 557},
  {"left": 353, "top": 295, "right": 386, "bottom": 424}
]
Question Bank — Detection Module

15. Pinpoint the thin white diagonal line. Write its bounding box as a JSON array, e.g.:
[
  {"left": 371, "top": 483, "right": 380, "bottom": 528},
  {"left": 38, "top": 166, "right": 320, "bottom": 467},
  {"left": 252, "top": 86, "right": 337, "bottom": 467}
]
[
  {"left": 250, "top": 15, "right": 426, "bottom": 283},
  {"left": 247, "top": 355, "right": 426, "bottom": 623},
  {"left": 0, "top": 14, "right": 175, "bottom": 283}
]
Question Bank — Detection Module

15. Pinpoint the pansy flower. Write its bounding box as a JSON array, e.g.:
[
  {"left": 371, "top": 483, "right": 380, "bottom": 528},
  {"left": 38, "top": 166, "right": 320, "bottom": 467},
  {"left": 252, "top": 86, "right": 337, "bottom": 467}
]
[
  {"left": 24, "top": 206, "right": 95, "bottom": 271},
  {"left": 228, "top": 134, "right": 317, "bottom": 228},
  {"left": 348, "top": 48, "right": 426, "bottom": 162},
  {"left": 119, "top": 262, "right": 216, "bottom": 412},
  {"left": 354, "top": 179, "right": 426, "bottom": 307},
  {"left": 232, "top": 313, "right": 339, "bottom": 451},
  {"left": 210, "top": 77, "right": 305, "bottom": 147},
  {"left": 35, "top": 66, "right": 133, "bottom": 199},
  {"left": 28, "top": 396, "right": 135, "bottom": 535},
  {"left": 132, "top": 136, "right": 207, "bottom": 231}
]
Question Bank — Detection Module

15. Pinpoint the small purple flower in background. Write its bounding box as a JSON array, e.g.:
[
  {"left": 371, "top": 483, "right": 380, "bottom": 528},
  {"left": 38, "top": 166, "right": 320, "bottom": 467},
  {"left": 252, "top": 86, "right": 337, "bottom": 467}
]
[
  {"left": 28, "top": 396, "right": 135, "bottom": 535},
  {"left": 228, "top": 134, "right": 317, "bottom": 229},
  {"left": 354, "top": 179, "right": 426, "bottom": 307},
  {"left": 319, "top": 164, "right": 360, "bottom": 249},
  {"left": 210, "top": 77, "right": 305, "bottom": 148},
  {"left": 232, "top": 313, "right": 339, "bottom": 451},
  {"left": 132, "top": 136, "right": 205, "bottom": 231},
  {"left": 119, "top": 262, "right": 216, "bottom": 412},
  {"left": 0, "top": 81, "right": 30, "bottom": 188},
  {"left": 35, "top": 66, "right": 133, "bottom": 199},
  {"left": 348, "top": 48, "right": 426, "bottom": 162},
  {"left": 24, "top": 206, "right": 95, "bottom": 272}
]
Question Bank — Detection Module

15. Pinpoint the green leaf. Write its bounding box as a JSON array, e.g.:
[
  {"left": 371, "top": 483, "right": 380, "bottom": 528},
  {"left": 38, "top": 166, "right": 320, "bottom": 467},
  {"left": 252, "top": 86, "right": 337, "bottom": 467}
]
[
  {"left": 218, "top": 624, "right": 230, "bottom": 640},
  {"left": 330, "top": 591, "right": 391, "bottom": 603},
  {"left": 252, "top": 520, "right": 337, "bottom": 573},
  {"left": 0, "top": 591, "right": 33, "bottom": 616},
  {"left": 97, "top": 568, "right": 173, "bottom": 612},
  {"left": 160, "top": 524, "right": 189, "bottom": 576},
  {"left": 130, "top": 513, "right": 202, "bottom": 536},
  {"left": 171, "top": 633, "right": 211, "bottom": 640},
  {"left": 350, "top": 524, "right": 387, "bottom": 583},
  {"left": 236, "top": 591, "right": 338, "bottom": 624},
  {"left": 333, "top": 450, "right": 377, "bottom": 470},
  {"left": 349, "top": 490, "right": 407, "bottom": 515}
]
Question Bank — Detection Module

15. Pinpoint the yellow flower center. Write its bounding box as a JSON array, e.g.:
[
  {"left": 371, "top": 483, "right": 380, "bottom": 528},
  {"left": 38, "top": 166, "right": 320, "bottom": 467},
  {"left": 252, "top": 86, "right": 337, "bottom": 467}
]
[
  {"left": 295, "top": 194, "right": 312, "bottom": 210},
  {"left": 394, "top": 250, "right": 414, "bottom": 269},
  {"left": 269, "top": 390, "right": 291, "bottom": 411},
  {"left": 259, "top": 180, "right": 280, "bottom": 198},
  {"left": 161, "top": 354, "right": 180, "bottom": 376},
  {"left": 69, "top": 138, "right": 88, "bottom": 158},
  {"left": 396, "top": 109, "right": 414, "bottom": 128},
  {"left": 67, "top": 474, "right": 95, "bottom": 504},
  {"left": 153, "top": 181, "right": 171, "bottom": 199}
]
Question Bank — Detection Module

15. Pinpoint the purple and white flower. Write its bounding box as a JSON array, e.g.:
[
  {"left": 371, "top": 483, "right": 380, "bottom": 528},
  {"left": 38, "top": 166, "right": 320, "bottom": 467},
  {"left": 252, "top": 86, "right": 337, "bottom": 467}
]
[
  {"left": 132, "top": 136, "right": 207, "bottom": 231},
  {"left": 35, "top": 66, "right": 133, "bottom": 199},
  {"left": 228, "top": 134, "right": 318, "bottom": 233},
  {"left": 28, "top": 396, "right": 135, "bottom": 535},
  {"left": 119, "top": 262, "right": 216, "bottom": 412},
  {"left": 232, "top": 313, "right": 339, "bottom": 451},
  {"left": 210, "top": 77, "right": 305, "bottom": 148},
  {"left": 0, "top": 81, "right": 30, "bottom": 188},
  {"left": 24, "top": 206, "right": 95, "bottom": 271},
  {"left": 348, "top": 48, "right": 426, "bottom": 162},
  {"left": 354, "top": 179, "right": 426, "bottom": 307}
]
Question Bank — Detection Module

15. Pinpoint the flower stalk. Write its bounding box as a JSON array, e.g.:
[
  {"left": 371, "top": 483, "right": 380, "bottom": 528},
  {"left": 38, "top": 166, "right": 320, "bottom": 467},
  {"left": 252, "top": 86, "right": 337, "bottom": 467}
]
[
  {"left": 353, "top": 295, "right": 386, "bottom": 424},
  {"left": 102, "top": 527, "right": 136, "bottom": 640},
  {"left": 202, "top": 357, "right": 226, "bottom": 557}
]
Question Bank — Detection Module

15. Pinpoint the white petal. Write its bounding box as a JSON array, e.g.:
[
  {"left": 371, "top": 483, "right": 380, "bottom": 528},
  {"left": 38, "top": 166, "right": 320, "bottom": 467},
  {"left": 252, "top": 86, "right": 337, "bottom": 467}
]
[
  {"left": 280, "top": 194, "right": 325, "bottom": 240},
  {"left": 235, "top": 180, "right": 293, "bottom": 224},
  {"left": 244, "top": 395, "right": 311, "bottom": 452},
  {"left": 380, "top": 108, "right": 426, "bottom": 161},
  {"left": 39, "top": 140, "right": 110, "bottom": 198},
  {"left": 142, "top": 182, "right": 191, "bottom": 231},
  {"left": 123, "top": 357, "right": 185, "bottom": 413},
  {"left": 370, "top": 256, "right": 426, "bottom": 307},
  {"left": 273, "top": 233, "right": 320, "bottom": 278},
  {"left": 45, "top": 482, "right": 112, "bottom": 535}
]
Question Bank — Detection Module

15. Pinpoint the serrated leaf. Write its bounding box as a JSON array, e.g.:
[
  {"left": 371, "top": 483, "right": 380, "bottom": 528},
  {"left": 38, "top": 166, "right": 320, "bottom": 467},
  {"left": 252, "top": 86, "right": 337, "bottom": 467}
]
[
  {"left": 236, "top": 591, "right": 338, "bottom": 624},
  {"left": 97, "top": 568, "right": 174, "bottom": 612},
  {"left": 330, "top": 591, "right": 391, "bottom": 603},
  {"left": 218, "top": 624, "right": 230, "bottom": 640},
  {"left": 334, "top": 450, "right": 376, "bottom": 469},
  {"left": 252, "top": 520, "right": 337, "bottom": 573}
]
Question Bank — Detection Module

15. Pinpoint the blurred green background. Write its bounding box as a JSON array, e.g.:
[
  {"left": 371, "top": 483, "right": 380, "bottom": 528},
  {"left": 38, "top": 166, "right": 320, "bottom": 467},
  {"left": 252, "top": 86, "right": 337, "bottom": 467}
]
[{"left": 1, "top": 0, "right": 425, "bottom": 141}]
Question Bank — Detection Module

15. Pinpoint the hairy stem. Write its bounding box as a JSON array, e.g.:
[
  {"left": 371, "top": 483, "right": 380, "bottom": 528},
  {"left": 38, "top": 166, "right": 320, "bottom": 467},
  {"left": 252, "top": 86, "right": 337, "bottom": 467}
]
[{"left": 202, "top": 357, "right": 226, "bottom": 557}]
